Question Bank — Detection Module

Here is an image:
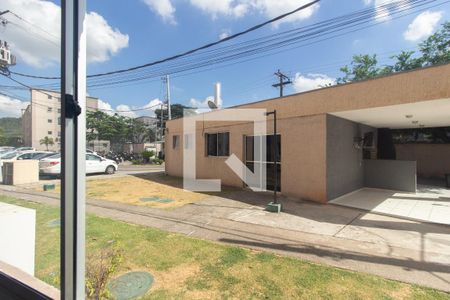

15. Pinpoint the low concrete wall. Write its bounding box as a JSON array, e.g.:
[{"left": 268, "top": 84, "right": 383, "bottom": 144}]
[
  {"left": 396, "top": 144, "right": 450, "bottom": 179},
  {"left": 364, "top": 159, "right": 416, "bottom": 192}
]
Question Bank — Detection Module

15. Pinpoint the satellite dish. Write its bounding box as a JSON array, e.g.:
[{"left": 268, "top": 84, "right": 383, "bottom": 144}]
[{"left": 207, "top": 100, "right": 218, "bottom": 110}]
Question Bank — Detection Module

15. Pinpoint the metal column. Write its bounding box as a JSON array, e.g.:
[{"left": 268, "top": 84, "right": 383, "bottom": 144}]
[{"left": 61, "top": 0, "right": 86, "bottom": 299}]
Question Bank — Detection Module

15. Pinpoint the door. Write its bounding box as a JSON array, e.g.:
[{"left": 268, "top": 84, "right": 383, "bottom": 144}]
[
  {"left": 244, "top": 135, "right": 281, "bottom": 191},
  {"left": 86, "top": 154, "right": 102, "bottom": 173}
]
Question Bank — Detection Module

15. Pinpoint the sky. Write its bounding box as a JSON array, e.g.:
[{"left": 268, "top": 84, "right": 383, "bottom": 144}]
[{"left": 0, "top": 0, "right": 448, "bottom": 118}]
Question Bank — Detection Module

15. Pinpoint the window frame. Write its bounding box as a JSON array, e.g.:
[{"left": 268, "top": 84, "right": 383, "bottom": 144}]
[
  {"left": 205, "top": 132, "right": 230, "bottom": 157},
  {"left": 172, "top": 135, "right": 180, "bottom": 149}
]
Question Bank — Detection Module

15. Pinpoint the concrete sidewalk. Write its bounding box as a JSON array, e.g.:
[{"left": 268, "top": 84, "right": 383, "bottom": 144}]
[{"left": 1, "top": 185, "right": 449, "bottom": 292}]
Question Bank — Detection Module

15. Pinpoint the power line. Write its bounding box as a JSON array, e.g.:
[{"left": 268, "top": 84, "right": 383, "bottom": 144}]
[
  {"left": 5, "top": 0, "right": 447, "bottom": 89},
  {"left": 0, "top": 73, "right": 163, "bottom": 113},
  {"left": 272, "top": 70, "right": 292, "bottom": 97},
  {"left": 10, "top": 0, "right": 320, "bottom": 80}
]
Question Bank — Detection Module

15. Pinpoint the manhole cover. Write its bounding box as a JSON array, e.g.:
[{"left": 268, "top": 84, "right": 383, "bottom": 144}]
[
  {"left": 140, "top": 196, "right": 174, "bottom": 204},
  {"left": 47, "top": 219, "right": 60, "bottom": 227},
  {"left": 107, "top": 271, "right": 153, "bottom": 300}
]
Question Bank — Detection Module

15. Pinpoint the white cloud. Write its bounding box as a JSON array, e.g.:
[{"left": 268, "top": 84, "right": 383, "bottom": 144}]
[
  {"left": 293, "top": 73, "right": 335, "bottom": 93},
  {"left": 142, "top": 0, "right": 176, "bottom": 24},
  {"left": 86, "top": 12, "right": 130, "bottom": 63},
  {"left": 0, "top": 95, "right": 29, "bottom": 118},
  {"left": 219, "top": 30, "right": 231, "bottom": 39},
  {"left": 144, "top": 98, "right": 163, "bottom": 110},
  {"left": 403, "top": 11, "right": 443, "bottom": 42},
  {"left": 189, "top": 0, "right": 249, "bottom": 19},
  {"left": 98, "top": 98, "right": 163, "bottom": 118},
  {"left": 252, "top": 0, "right": 320, "bottom": 26},
  {"left": 116, "top": 104, "right": 137, "bottom": 118},
  {"left": 1, "top": 0, "right": 129, "bottom": 68},
  {"left": 363, "top": 0, "right": 409, "bottom": 21},
  {"left": 150, "top": 0, "right": 318, "bottom": 25}
]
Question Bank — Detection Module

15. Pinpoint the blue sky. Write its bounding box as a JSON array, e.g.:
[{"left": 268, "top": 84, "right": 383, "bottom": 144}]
[{"left": 0, "top": 0, "right": 449, "bottom": 117}]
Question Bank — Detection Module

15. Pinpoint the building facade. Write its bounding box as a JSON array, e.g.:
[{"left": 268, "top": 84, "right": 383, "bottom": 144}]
[
  {"left": 165, "top": 64, "right": 450, "bottom": 204},
  {"left": 22, "top": 89, "right": 99, "bottom": 151}
]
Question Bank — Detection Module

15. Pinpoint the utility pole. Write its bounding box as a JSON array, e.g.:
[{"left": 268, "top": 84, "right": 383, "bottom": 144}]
[
  {"left": 272, "top": 69, "right": 292, "bottom": 97},
  {"left": 165, "top": 74, "right": 172, "bottom": 120}
]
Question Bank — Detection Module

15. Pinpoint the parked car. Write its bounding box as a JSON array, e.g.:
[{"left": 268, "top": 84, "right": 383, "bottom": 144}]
[
  {"left": 39, "top": 153, "right": 118, "bottom": 175},
  {"left": 16, "top": 151, "right": 55, "bottom": 160},
  {"left": 15, "top": 147, "right": 36, "bottom": 153}
]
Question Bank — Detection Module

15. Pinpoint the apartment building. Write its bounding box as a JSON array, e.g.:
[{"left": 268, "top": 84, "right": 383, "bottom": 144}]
[{"left": 22, "top": 89, "right": 99, "bottom": 151}]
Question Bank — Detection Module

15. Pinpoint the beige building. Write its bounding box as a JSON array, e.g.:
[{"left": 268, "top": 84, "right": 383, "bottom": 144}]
[
  {"left": 22, "top": 89, "right": 99, "bottom": 151},
  {"left": 165, "top": 64, "right": 450, "bottom": 204}
]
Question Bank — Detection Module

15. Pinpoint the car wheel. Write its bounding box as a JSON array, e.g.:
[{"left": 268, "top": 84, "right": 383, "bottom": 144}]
[{"left": 105, "top": 165, "right": 115, "bottom": 175}]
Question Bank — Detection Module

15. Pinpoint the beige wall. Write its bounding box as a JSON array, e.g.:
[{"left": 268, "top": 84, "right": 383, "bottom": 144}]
[
  {"left": 166, "top": 114, "right": 328, "bottom": 203},
  {"left": 165, "top": 64, "right": 450, "bottom": 203},
  {"left": 22, "top": 89, "right": 98, "bottom": 151},
  {"left": 396, "top": 144, "right": 450, "bottom": 179}
]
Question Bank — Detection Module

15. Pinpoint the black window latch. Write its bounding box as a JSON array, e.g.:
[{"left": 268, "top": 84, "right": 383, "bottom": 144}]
[{"left": 64, "top": 94, "right": 82, "bottom": 118}]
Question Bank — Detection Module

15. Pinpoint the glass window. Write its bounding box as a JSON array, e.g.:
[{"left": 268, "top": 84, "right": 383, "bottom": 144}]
[
  {"left": 48, "top": 119, "right": 52, "bottom": 123},
  {"left": 48, "top": 131, "right": 52, "bottom": 135},
  {"left": 218, "top": 132, "right": 230, "bottom": 156},
  {"left": 206, "top": 132, "right": 229, "bottom": 156},
  {"left": 47, "top": 95, "right": 52, "bottom": 99},
  {"left": 172, "top": 135, "right": 180, "bottom": 149},
  {"left": 48, "top": 107, "right": 52, "bottom": 112}
]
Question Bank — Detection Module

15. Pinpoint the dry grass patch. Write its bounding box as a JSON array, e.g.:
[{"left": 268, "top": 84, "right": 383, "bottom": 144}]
[{"left": 47, "top": 174, "right": 209, "bottom": 209}]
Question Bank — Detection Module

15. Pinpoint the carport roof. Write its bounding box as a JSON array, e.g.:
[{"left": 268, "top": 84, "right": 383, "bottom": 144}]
[{"left": 330, "top": 98, "right": 450, "bottom": 129}]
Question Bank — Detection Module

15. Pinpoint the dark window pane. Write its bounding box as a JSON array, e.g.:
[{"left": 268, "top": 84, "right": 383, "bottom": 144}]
[
  {"left": 172, "top": 135, "right": 179, "bottom": 149},
  {"left": 207, "top": 133, "right": 217, "bottom": 156},
  {"left": 266, "top": 135, "right": 281, "bottom": 162},
  {"left": 218, "top": 132, "right": 229, "bottom": 156},
  {"left": 245, "top": 136, "right": 254, "bottom": 161},
  {"left": 266, "top": 163, "right": 281, "bottom": 191}
]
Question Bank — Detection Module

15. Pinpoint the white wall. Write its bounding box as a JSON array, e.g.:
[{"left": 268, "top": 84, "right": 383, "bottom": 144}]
[{"left": 0, "top": 202, "right": 36, "bottom": 275}]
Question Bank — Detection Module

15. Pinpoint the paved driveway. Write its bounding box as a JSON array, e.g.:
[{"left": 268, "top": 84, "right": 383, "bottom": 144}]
[{"left": 330, "top": 186, "right": 450, "bottom": 225}]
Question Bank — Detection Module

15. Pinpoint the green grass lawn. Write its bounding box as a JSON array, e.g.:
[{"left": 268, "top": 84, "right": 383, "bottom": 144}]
[{"left": 1, "top": 195, "right": 449, "bottom": 300}]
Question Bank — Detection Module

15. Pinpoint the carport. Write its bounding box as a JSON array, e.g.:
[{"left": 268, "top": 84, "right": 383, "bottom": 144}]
[{"left": 328, "top": 97, "right": 450, "bottom": 225}]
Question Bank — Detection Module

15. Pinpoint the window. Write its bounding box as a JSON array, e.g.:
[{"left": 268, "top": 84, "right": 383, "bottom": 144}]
[
  {"left": 245, "top": 135, "right": 281, "bottom": 191},
  {"left": 48, "top": 119, "right": 52, "bottom": 123},
  {"left": 58, "top": 131, "right": 61, "bottom": 137},
  {"left": 58, "top": 108, "right": 61, "bottom": 113},
  {"left": 58, "top": 117, "right": 61, "bottom": 125},
  {"left": 184, "top": 134, "right": 192, "bottom": 149},
  {"left": 48, "top": 131, "right": 52, "bottom": 135},
  {"left": 47, "top": 95, "right": 52, "bottom": 99},
  {"left": 86, "top": 154, "right": 101, "bottom": 161},
  {"left": 48, "top": 107, "right": 52, "bottom": 112},
  {"left": 206, "top": 132, "right": 229, "bottom": 156},
  {"left": 172, "top": 135, "right": 180, "bottom": 149}
]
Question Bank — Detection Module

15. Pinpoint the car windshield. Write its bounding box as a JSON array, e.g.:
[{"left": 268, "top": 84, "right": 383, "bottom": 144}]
[
  {"left": 45, "top": 153, "right": 61, "bottom": 159},
  {"left": 33, "top": 153, "right": 49, "bottom": 159},
  {"left": 0, "top": 151, "right": 18, "bottom": 159}
]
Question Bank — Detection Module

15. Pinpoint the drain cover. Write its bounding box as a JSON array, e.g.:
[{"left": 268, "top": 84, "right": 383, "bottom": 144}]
[
  {"left": 107, "top": 271, "right": 153, "bottom": 300},
  {"left": 47, "top": 219, "right": 60, "bottom": 227},
  {"left": 140, "top": 196, "right": 174, "bottom": 204}
]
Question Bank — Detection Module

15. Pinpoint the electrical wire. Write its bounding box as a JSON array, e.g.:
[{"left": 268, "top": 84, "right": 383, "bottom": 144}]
[
  {"left": 4, "top": 0, "right": 446, "bottom": 90},
  {"left": 0, "top": 73, "right": 164, "bottom": 113}
]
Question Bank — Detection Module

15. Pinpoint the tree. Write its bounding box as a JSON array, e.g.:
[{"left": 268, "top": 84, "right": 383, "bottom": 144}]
[
  {"left": 40, "top": 136, "right": 54, "bottom": 150},
  {"left": 337, "top": 22, "right": 450, "bottom": 84},
  {"left": 155, "top": 104, "right": 196, "bottom": 127},
  {"left": 337, "top": 54, "right": 380, "bottom": 83},
  {"left": 390, "top": 51, "right": 423, "bottom": 72},
  {"left": 419, "top": 21, "right": 450, "bottom": 66}
]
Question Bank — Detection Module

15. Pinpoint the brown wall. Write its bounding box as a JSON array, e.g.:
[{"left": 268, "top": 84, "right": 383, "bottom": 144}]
[
  {"left": 165, "top": 64, "right": 450, "bottom": 203},
  {"left": 165, "top": 114, "right": 328, "bottom": 203},
  {"left": 395, "top": 144, "right": 450, "bottom": 179}
]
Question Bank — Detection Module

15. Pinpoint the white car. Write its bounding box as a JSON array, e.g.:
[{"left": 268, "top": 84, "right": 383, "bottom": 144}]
[{"left": 39, "top": 153, "right": 118, "bottom": 175}]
